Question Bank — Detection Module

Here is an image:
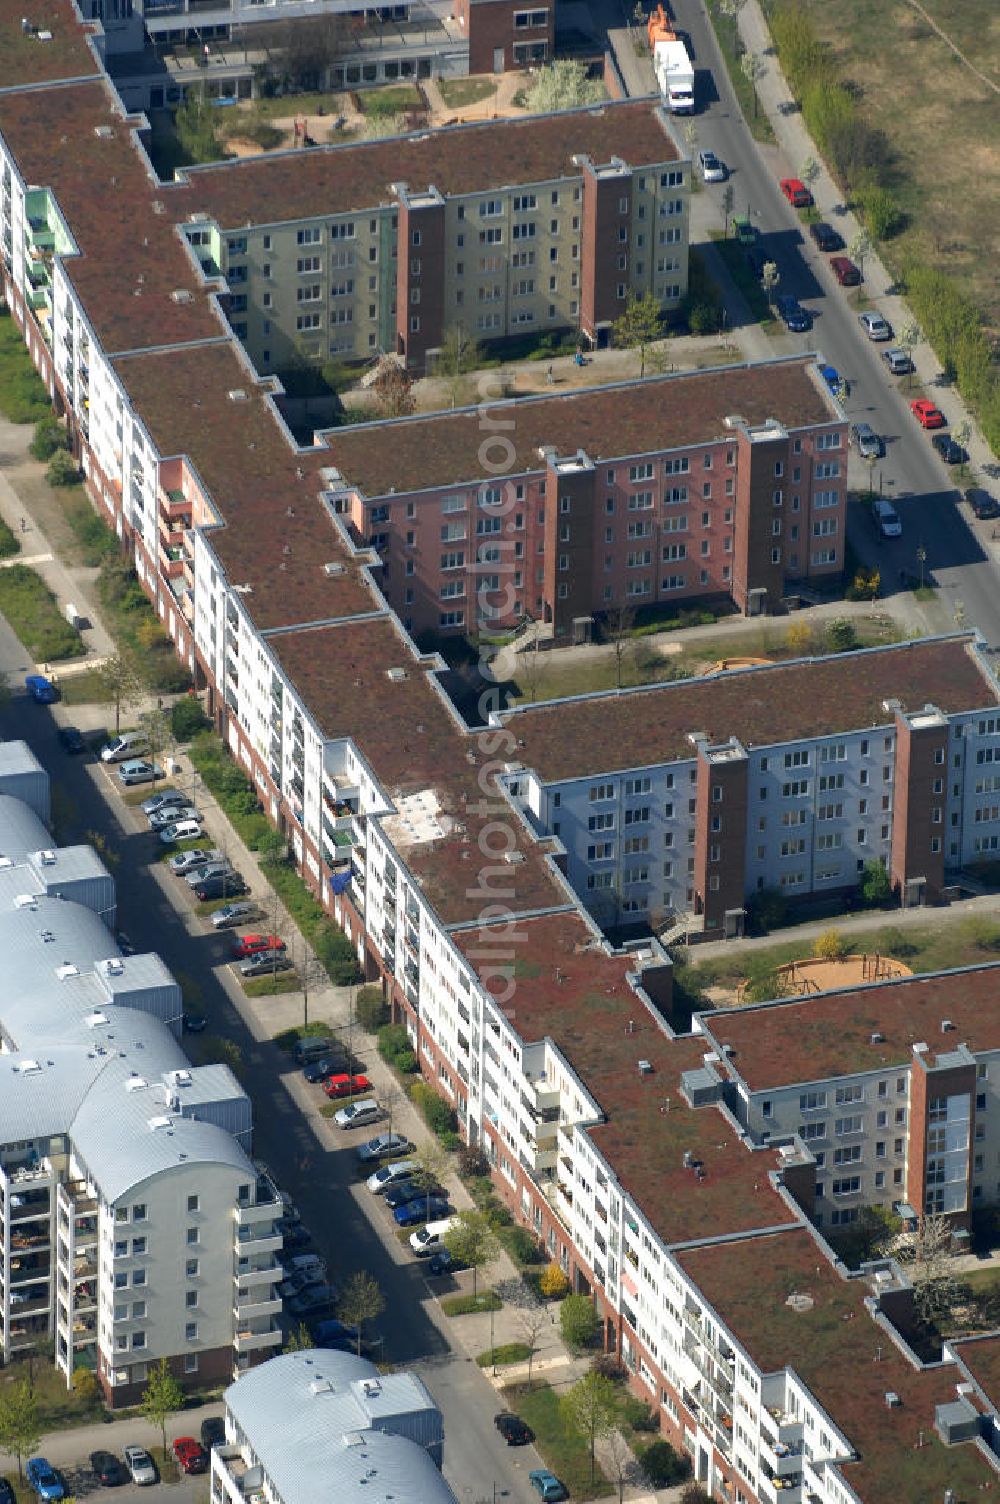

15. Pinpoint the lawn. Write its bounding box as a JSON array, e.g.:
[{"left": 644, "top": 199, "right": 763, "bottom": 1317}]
[
  {"left": 437, "top": 77, "right": 498, "bottom": 109},
  {"left": 248, "top": 92, "right": 341, "bottom": 121},
  {"left": 476, "top": 1341, "right": 531, "bottom": 1366},
  {"left": 704, "top": 6, "right": 775, "bottom": 146},
  {"left": 55, "top": 489, "right": 118, "bottom": 566},
  {"left": 274, "top": 1021, "right": 336, "bottom": 1053},
  {"left": 0, "top": 310, "right": 50, "bottom": 424},
  {"left": 0, "top": 563, "right": 84, "bottom": 661},
  {"left": 242, "top": 970, "right": 300, "bottom": 998},
  {"left": 708, "top": 232, "right": 778, "bottom": 329},
  {"left": 503, "top": 1381, "right": 612, "bottom": 1500},
  {"left": 57, "top": 668, "right": 108, "bottom": 705},
  {"left": 440, "top": 1291, "right": 502, "bottom": 1316},
  {"left": 360, "top": 82, "right": 423, "bottom": 116}
]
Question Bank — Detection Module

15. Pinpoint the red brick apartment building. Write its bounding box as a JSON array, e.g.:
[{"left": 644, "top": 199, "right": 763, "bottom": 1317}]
[
  {"left": 455, "top": 0, "right": 554, "bottom": 71},
  {"left": 322, "top": 356, "right": 847, "bottom": 639}
]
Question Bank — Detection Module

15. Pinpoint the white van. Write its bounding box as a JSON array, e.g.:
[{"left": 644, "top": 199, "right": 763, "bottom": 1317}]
[
  {"left": 873, "top": 499, "right": 902, "bottom": 538},
  {"left": 410, "top": 1216, "right": 456, "bottom": 1257},
  {"left": 101, "top": 731, "right": 150, "bottom": 763},
  {"left": 280, "top": 1252, "right": 326, "bottom": 1279}
]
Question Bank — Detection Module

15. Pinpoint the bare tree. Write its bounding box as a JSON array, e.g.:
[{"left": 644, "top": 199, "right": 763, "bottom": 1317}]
[
  {"left": 605, "top": 604, "right": 636, "bottom": 690},
  {"left": 899, "top": 321, "right": 921, "bottom": 389},
  {"left": 761, "top": 260, "right": 781, "bottom": 305},
  {"left": 516, "top": 1289, "right": 549, "bottom": 1387},
  {"left": 740, "top": 51, "right": 764, "bottom": 116},
  {"left": 372, "top": 362, "right": 416, "bottom": 419},
  {"left": 891, "top": 1213, "right": 961, "bottom": 1323},
  {"left": 848, "top": 228, "right": 873, "bottom": 297},
  {"left": 604, "top": 1424, "right": 636, "bottom": 1504},
  {"left": 98, "top": 651, "right": 143, "bottom": 736}
]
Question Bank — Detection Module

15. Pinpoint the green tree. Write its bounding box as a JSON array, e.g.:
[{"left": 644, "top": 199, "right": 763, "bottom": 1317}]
[
  {"left": 899, "top": 321, "right": 921, "bottom": 389},
  {"left": 954, "top": 420, "right": 972, "bottom": 478},
  {"left": 800, "top": 154, "right": 820, "bottom": 194},
  {"left": 559, "top": 1291, "right": 599, "bottom": 1350},
  {"left": 285, "top": 1322, "right": 313, "bottom": 1352},
  {"left": 563, "top": 1371, "right": 620, "bottom": 1486},
  {"left": 443, "top": 1209, "right": 500, "bottom": 1299},
  {"left": 522, "top": 59, "right": 604, "bottom": 114},
  {"left": 356, "top": 984, "right": 389, "bottom": 1032},
  {"left": 141, "top": 1357, "right": 184, "bottom": 1461},
  {"left": 435, "top": 324, "right": 483, "bottom": 406},
  {"left": 641, "top": 1439, "right": 689, "bottom": 1488},
  {"left": 412, "top": 1140, "right": 450, "bottom": 1222},
  {"left": 171, "top": 694, "right": 210, "bottom": 742},
  {"left": 72, "top": 1366, "right": 100, "bottom": 1404},
  {"left": 337, "top": 1272, "right": 386, "bottom": 1356},
  {"left": 860, "top": 858, "right": 891, "bottom": 907},
  {"left": 30, "top": 414, "right": 66, "bottom": 462},
  {"left": 613, "top": 290, "right": 662, "bottom": 378},
  {"left": 717, "top": 0, "right": 747, "bottom": 50},
  {"left": 138, "top": 706, "right": 172, "bottom": 778},
  {"left": 859, "top": 185, "right": 901, "bottom": 241},
  {"left": 0, "top": 1380, "right": 40, "bottom": 1479},
  {"left": 825, "top": 617, "right": 857, "bottom": 653},
  {"left": 848, "top": 228, "right": 873, "bottom": 294},
  {"left": 46, "top": 449, "right": 80, "bottom": 486},
  {"left": 98, "top": 651, "right": 143, "bottom": 736},
  {"left": 175, "top": 94, "right": 224, "bottom": 165}
]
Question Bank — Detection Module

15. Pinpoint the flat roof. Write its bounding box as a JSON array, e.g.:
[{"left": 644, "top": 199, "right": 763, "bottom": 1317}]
[
  {"left": 323, "top": 358, "right": 836, "bottom": 498},
  {"left": 677, "top": 1229, "right": 998, "bottom": 1504},
  {"left": 180, "top": 100, "right": 679, "bottom": 228},
  {"left": 952, "top": 1334, "right": 1000, "bottom": 1414},
  {"left": 268, "top": 617, "right": 568, "bottom": 923},
  {"left": 0, "top": 0, "right": 100, "bottom": 88},
  {"left": 0, "top": 82, "right": 218, "bottom": 354},
  {"left": 502, "top": 636, "right": 998, "bottom": 781},
  {"left": 112, "top": 343, "right": 376, "bottom": 632},
  {"left": 454, "top": 911, "right": 799, "bottom": 1248},
  {"left": 702, "top": 963, "right": 1000, "bottom": 1091}
]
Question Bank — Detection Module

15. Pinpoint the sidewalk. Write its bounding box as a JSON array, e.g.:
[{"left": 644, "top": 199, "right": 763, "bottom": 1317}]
[{"left": 0, "top": 1398, "right": 223, "bottom": 1473}]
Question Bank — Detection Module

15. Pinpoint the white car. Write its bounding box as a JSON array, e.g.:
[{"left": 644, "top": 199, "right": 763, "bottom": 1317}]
[
  {"left": 367, "top": 1158, "right": 419, "bottom": 1194},
  {"left": 859, "top": 311, "right": 892, "bottom": 341},
  {"left": 159, "top": 818, "right": 202, "bottom": 845},
  {"left": 122, "top": 1446, "right": 156, "bottom": 1486},
  {"left": 697, "top": 148, "right": 726, "bottom": 183},
  {"left": 149, "top": 802, "right": 198, "bottom": 829},
  {"left": 334, "top": 1098, "right": 383, "bottom": 1130}
]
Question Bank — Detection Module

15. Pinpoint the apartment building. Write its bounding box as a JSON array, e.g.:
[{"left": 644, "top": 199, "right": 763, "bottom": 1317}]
[
  {"left": 213, "top": 1349, "right": 456, "bottom": 1504},
  {"left": 176, "top": 100, "right": 688, "bottom": 371},
  {"left": 496, "top": 636, "right": 1000, "bottom": 934},
  {"left": 321, "top": 356, "right": 846, "bottom": 638},
  {"left": 0, "top": 763, "right": 281, "bottom": 1406}
]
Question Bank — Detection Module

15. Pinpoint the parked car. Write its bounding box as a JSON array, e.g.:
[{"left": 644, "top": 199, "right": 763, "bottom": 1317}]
[
  {"left": 199, "top": 1419, "right": 225, "bottom": 1452},
  {"left": 529, "top": 1470, "right": 568, "bottom": 1503},
  {"left": 89, "top": 1452, "right": 127, "bottom": 1488},
  {"left": 830, "top": 254, "right": 861, "bottom": 286},
  {"left": 775, "top": 294, "right": 811, "bottom": 332},
  {"left": 384, "top": 1180, "right": 443, "bottom": 1211},
  {"left": 278, "top": 1269, "right": 326, "bottom": 1299},
  {"left": 100, "top": 733, "right": 150, "bottom": 763},
  {"left": 367, "top": 1159, "right": 419, "bottom": 1193},
  {"left": 57, "top": 725, "right": 84, "bottom": 753},
  {"left": 210, "top": 900, "right": 261, "bottom": 929},
  {"left": 121, "top": 1446, "right": 156, "bottom": 1486},
  {"left": 172, "top": 1439, "right": 208, "bottom": 1476},
  {"left": 0, "top": 1481, "right": 14, "bottom": 1504},
  {"left": 141, "top": 789, "right": 189, "bottom": 817},
  {"left": 819, "top": 364, "right": 848, "bottom": 398},
  {"left": 911, "top": 398, "right": 946, "bottom": 430},
  {"left": 965, "top": 487, "right": 1000, "bottom": 520},
  {"left": 779, "top": 176, "right": 812, "bottom": 208},
  {"left": 279, "top": 1253, "right": 326, "bottom": 1280},
  {"left": 182, "top": 1011, "right": 207, "bottom": 1033},
  {"left": 233, "top": 933, "right": 286, "bottom": 959},
  {"left": 334, "top": 1098, "right": 383, "bottom": 1130},
  {"left": 159, "top": 819, "right": 203, "bottom": 846},
  {"left": 858, "top": 311, "right": 892, "bottom": 341},
  {"left": 850, "top": 421, "right": 883, "bottom": 460},
  {"left": 355, "top": 1132, "right": 413, "bottom": 1165},
  {"left": 25, "top": 674, "right": 58, "bottom": 703},
  {"left": 393, "top": 1194, "right": 451, "bottom": 1228},
  {"left": 26, "top": 1460, "right": 63, "bottom": 1502},
  {"left": 169, "top": 847, "right": 222, "bottom": 876},
  {"left": 809, "top": 220, "right": 843, "bottom": 252},
  {"left": 428, "top": 1248, "right": 466, "bottom": 1277},
  {"left": 323, "top": 1073, "right": 373, "bottom": 1100},
  {"left": 303, "top": 1055, "right": 350, "bottom": 1084},
  {"left": 697, "top": 148, "right": 726, "bottom": 182},
  {"left": 117, "top": 760, "right": 163, "bottom": 787},
  {"left": 312, "top": 1317, "right": 355, "bottom": 1351},
  {"left": 882, "top": 347, "right": 913, "bottom": 375},
  {"left": 238, "top": 949, "right": 292, "bottom": 978},
  {"left": 184, "top": 860, "right": 233, "bottom": 887},
  {"left": 149, "top": 803, "right": 199, "bottom": 829},
  {"left": 286, "top": 1283, "right": 338, "bottom": 1318},
  {"left": 932, "top": 432, "right": 965, "bottom": 464},
  {"left": 195, "top": 874, "right": 248, "bottom": 901},
  {"left": 494, "top": 1413, "right": 534, "bottom": 1446},
  {"left": 278, "top": 1221, "right": 312, "bottom": 1250}
]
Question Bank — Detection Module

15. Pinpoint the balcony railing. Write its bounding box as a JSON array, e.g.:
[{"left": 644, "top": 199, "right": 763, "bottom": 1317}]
[{"left": 233, "top": 1323, "right": 282, "bottom": 1354}]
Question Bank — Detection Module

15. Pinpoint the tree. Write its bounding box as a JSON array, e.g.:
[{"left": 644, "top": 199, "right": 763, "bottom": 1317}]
[
  {"left": 860, "top": 858, "right": 891, "bottom": 907},
  {"left": 785, "top": 619, "right": 815, "bottom": 656},
  {"left": 605, "top": 604, "right": 636, "bottom": 689},
  {"left": 604, "top": 1422, "right": 635, "bottom": 1504},
  {"left": 813, "top": 927, "right": 847, "bottom": 962},
  {"left": 141, "top": 1357, "right": 184, "bottom": 1461},
  {"left": 613, "top": 291, "right": 662, "bottom": 379},
  {"left": 680, "top": 1486, "right": 713, "bottom": 1504},
  {"left": 740, "top": 51, "right": 764, "bottom": 116},
  {"left": 72, "top": 1366, "right": 100, "bottom": 1404},
  {"left": 848, "top": 228, "right": 873, "bottom": 293},
  {"left": 516, "top": 1289, "right": 549, "bottom": 1388},
  {"left": 46, "top": 448, "right": 80, "bottom": 486},
  {"left": 138, "top": 706, "right": 172, "bottom": 780},
  {"left": 899, "top": 321, "right": 921, "bottom": 389},
  {"left": 540, "top": 1261, "right": 570, "bottom": 1298},
  {"left": 0, "top": 1379, "right": 40, "bottom": 1479},
  {"left": 718, "top": 0, "right": 747, "bottom": 50},
  {"left": 171, "top": 694, "right": 210, "bottom": 742},
  {"left": 559, "top": 1291, "right": 599, "bottom": 1350},
  {"left": 721, "top": 181, "right": 735, "bottom": 236},
  {"left": 271, "top": 13, "right": 350, "bottom": 90},
  {"left": 285, "top": 1321, "right": 313, "bottom": 1352},
  {"left": 98, "top": 651, "right": 143, "bottom": 736},
  {"left": 337, "top": 1272, "right": 386, "bottom": 1356},
  {"left": 356, "top": 984, "right": 390, "bottom": 1032},
  {"left": 412, "top": 1140, "right": 450, "bottom": 1222},
  {"left": 800, "top": 154, "right": 820, "bottom": 194},
  {"left": 30, "top": 414, "right": 66, "bottom": 462},
  {"left": 372, "top": 362, "right": 416, "bottom": 420},
  {"left": 892, "top": 1213, "right": 962, "bottom": 1323},
  {"left": 761, "top": 259, "right": 781, "bottom": 304},
  {"left": 563, "top": 1371, "right": 620, "bottom": 1486},
  {"left": 443, "top": 1209, "right": 500, "bottom": 1298},
  {"left": 825, "top": 617, "right": 857, "bottom": 652},
  {"left": 954, "top": 420, "right": 972, "bottom": 478},
  {"left": 522, "top": 60, "right": 604, "bottom": 114},
  {"left": 435, "top": 323, "right": 483, "bottom": 407}
]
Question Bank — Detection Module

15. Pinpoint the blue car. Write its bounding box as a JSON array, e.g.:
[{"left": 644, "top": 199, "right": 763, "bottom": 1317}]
[
  {"left": 393, "top": 1194, "right": 450, "bottom": 1228},
  {"left": 312, "top": 1318, "right": 354, "bottom": 1350},
  {"left": 27, "top": 1458, "right": 64, "bottom": 1501},
  {"left": 25, "top": 674, "right": 58, "bottom": 704},
  {"left": 529, "top": 1470, "right": 568, "bottom": 1503},
  {"left": 819, "top": 364, "right": 849, "bottom": 400}
]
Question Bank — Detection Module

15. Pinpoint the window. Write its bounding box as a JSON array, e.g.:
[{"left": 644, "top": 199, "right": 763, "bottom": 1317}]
[
  {"left": 132, "top": 1236, "right": 146, "bottom": 1256},
  {"left": 132, "top": 1203, "right": 147, "bottom": 1222},
  {"left": 187, "top": 1194, "right": 200, "bottom": 1213},
  {"left": 184, "top": 1354, "right": 199, "bottom": 1374},
  {"left": 185, "top": 1259, "right": 199, "bottom": 1278},
  {"left": 185, "top": 1323, "right": 198, "bottom": 1342},
  {"left": 186, "top": 1290, "right": 198, "bottom": 1308},
  {"left": 186, "top": 1227, "right": 199, "bottom": 1245}
]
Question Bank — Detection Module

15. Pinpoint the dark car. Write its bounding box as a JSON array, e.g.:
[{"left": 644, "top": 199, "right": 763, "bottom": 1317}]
[
  {"left": 965, "top": 487, "right": 1000, "bottom": 520},
  {"left": 90, "top": 1452, "right": 127, "bottom": 1487},
  {"left": 0, "top": 1480, "right": 16, "bottom": 1504},
  {"left": 809, "top": 220, "right": 843, "bottom": 252},
  {"left": 383, "top": 1180, "right": 443, "bottom": 1210},
  {"left": 238, "top": 949, "right": 293, "bottom": 979},
  {"left": 141, "top": 789, "right": 189, "bottom": 817},
  {"left": 57, "top": 725, "right": 84, "bottom": 753},
  {"left": 393, "top": 1194, "right": 450, "bottom": 1227},
  {"left": 279, "top": 1221, "right": 312, "bottom": 1250},
  {"left": 427, "top": 1247, "right": 467, "bottom": 1276},
  {"left": 286, "top": 1283, "right": 338, "bottom": 1318},
  {"left": 195, "top": 873, "right": 248, "bottom": 901},
  {"left": 830, "top": 254, "right": 861, "bottom": 286},
  {"left": 303, "top": 1055, "right": 350, "bottom": 1084},
  {"left": 775, "top": 294, "right": 811, "bottom": 332},
  {"left": 932, "top": 432, "right": 965, "bottom": 465},
  {"left": 182, "top": 1011, "right": 207, "bottom": 1033},
  {"left": 312, "top": 1317, "right": 355, "bottom": 1350},
  {"left": 199, "top": 1419, "right": 225, "bottom": 1452},
  {"left": 495, "top": 1412, "right": 534, "bottom": 1446}
]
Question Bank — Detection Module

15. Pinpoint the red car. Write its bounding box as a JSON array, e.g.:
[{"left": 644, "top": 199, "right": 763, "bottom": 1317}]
[
  {"left": 232, "top": 933, "right": 285, "bottom": 959},
  {"left": 323, "top": 1073, "right": 372, "bottom": 1100},
  {"left": 911, "top": 398, "right": 946, "bottom": 430},
  {"left": 780, "top": 177, "right": 813, "bottom": 208},
  {"left": 172, "top": 1439, "right": 208, "bottom": 1476},
  {"left": 830, "top": 255, "right": 861, "bottom": 286}
]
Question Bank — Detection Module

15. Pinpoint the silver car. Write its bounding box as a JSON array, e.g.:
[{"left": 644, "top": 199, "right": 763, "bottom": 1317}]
[
  {"left": 697, "top": 148, "right": 726, "bottom": 183},
  {"left": 149, "top": 803, "right": 199, "bottom": 829},
  {"left": 850, "top": 421, "right": 882, "bottom": 460},
  {"left": 122, "top": 1447, "right": 156, "bottom": 1487},
  {"left": 210, "top": 900, "right": 261, "bottom": 929},
  {"left": 859, "top": 311, "right": 892, "bottom": 341},
  {"left": 184, "top": 860, "right": 232, "bottom": 887}
]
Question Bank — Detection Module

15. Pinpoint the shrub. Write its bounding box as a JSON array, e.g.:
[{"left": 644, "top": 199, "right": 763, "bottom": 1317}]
[
  {"left": 539, "top": 1262, "right": 570, "bottom": 1299},
  {"left": 813, "top": 927, "right": 847, "bottom": 962},
  {"left": 860, "top": 859, "right": 891, "bottom": 908},
  {"left": 458, "top": 1144, "right": 491, "bottom": 1180},
  {"left": 395, "top": 1049, "right": 418, "bottom": 1074},
  {"left": 825, "top": 618, "right": 857, "bottom": 653},
  {"left": 378, "top": 1022, "right": 410, "bottom": 1062},
  {"left": 170, "top": 695, "right": 211, "bottom": 741},
  {"left": 643, "top": 1440, "right": 689, "bottom": 1488},
  {"left": 745, "top": 886, "right": 788, "bottom": 935},
  {"left": 30, "top": 414, "right": 66, "bottom": 461},
  {"left": 590, "top": 1351, "right": 628, "bottom": 1381},
  {"left": 857, "top": 184, "right": 902, "bottom": 240},
  {"left": 46, "top": 448, "right": 81, "bottom": 486},
  {"left": 499, "top": 1224, "right": 542, "bottom": 1264},
  {"left": 622, "top": 1395, "right": 658, "bottom": 1431},
  {"left": 439, "top": 1128, "right": 462, "bottom": 1152},
  {"left": 559, "top": 1292, "right": 599, "bottom": 1350},
  {"left": 411, "top": 1080, "right": 459, "bottom": 1141},
  {"left": 0, "top": 518, "right": 19, "bottom": 560},
  {"left": 356, "top": 985, "right": 390, "bottom": 1032},
  {"left": 680, "top": 1485, "right": 713, "bottom": 1504},
  {"left": 72, "top": 1367, "right": 100, "bottom": 1403}
]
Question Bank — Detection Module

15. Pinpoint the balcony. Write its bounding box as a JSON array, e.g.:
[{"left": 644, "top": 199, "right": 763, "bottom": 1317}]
[
  {"left": 235, "top": 1259, "right": 282, "bottom": 1291},
  {"left": 160, "top": 544, "right": 186, "bottom": 581},
  {"left": 236, "top": 1226, "right": 282, "bottom": 1257},
  {"left": 759, "top": 1469, "right": 802, "bottom": 1502},
  {"left": 760, "top": 1410, "right": 804, "bottom": 1450},
  {"left": 234, "top": 1200, "right": 279, "bottom": 1228},
  {"left": 759, "top": 1437, "right": 804, "bottom": 1478},
  {"left": 233, "top": 1322, "right": 282, "bottom": 1354},
  {"left": 214, "top": 1446, "right": 263, "bottom": 1501},
  {"left": 234, "top": 1292, "right": 281, "bottom": 1323}
]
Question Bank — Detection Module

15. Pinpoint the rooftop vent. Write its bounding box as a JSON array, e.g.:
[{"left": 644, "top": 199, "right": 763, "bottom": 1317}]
[
  {"left": 15, "top": 1059, "right": 42, "bottom": 1074},
  {"left": 94, "top": 124, "right": 112, "bottom": 139},
  {"left": 0, "top": 856, "right": 13, "bottom": 869},
  {"left": 386, "top": 667, "right": 407, "bottom": 683},
  {"left": 84, "top": 1011, "right": 110, "bottom": 1028},
  {"left": 323, "top": 561, "right": 345, "bottom": 577},
  {"left": 885, "top": 1391, "right": 901, "bottom": 1409},
  {"left": 103, "top": 958, "right": 125, "bottom": 976},
  {"left": 232, "top": 583, "right": 253, "bottom": 595},
  {"left": 784, "top": 1292, "right": 814, "bottom": 1313},
  {"left": 152, "top": 200, "right": 166, "bottom": 215},
  {"left": 227, "top": 388, "right": 248, "bottom": 403},
  {"left": 638, "top": 1059, "right": 654, "bottom": 1076},
  {"left": 309, "top": 1378, "right": 333, "bottom": 1395},
  {"left": 913, "top": 1042, "right": 929, "bottom": 1056},
  {"left": 941, "top": 1019, "right": 954, "bottom": 1033},
  {"left": 361, "top": 1379, "right": 382, "bottom": 1398},
  {"left": 170, "top": 289, "right": 194, "bottom": 305},
  {"left": 147, "top": 1115, "right": 173, "bottom": 1131},
  {"left": 55, "top": 963, "right": 80, "bottom": 980},
  {"left": 503, "top": 851, "right": 525, "bottom": 865},
  {"left": 37, "top": 849, "right": 57, "bottom": 866},
  {"left": 14, "top": 894, "right": 36, "bottom": 908},
  {"left": 871, "top": 1032, "right": 884, "bottom": 1045},
  {"left": 167, "top": 1069, "right": 193, "bottom": 1087},
  {"left": 125, "top": 1076, "right": 148, "bottom": 1092}
]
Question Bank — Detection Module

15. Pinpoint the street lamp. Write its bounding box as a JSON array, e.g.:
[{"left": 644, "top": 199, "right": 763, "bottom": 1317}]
[{"left": 917, "top": 546, "right": 927, "bottom": 591}]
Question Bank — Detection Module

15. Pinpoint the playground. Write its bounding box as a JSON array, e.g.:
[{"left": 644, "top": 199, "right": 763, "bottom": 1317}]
[{"left": 731, "top": 950, "right": 913, "bottom": 1008}]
